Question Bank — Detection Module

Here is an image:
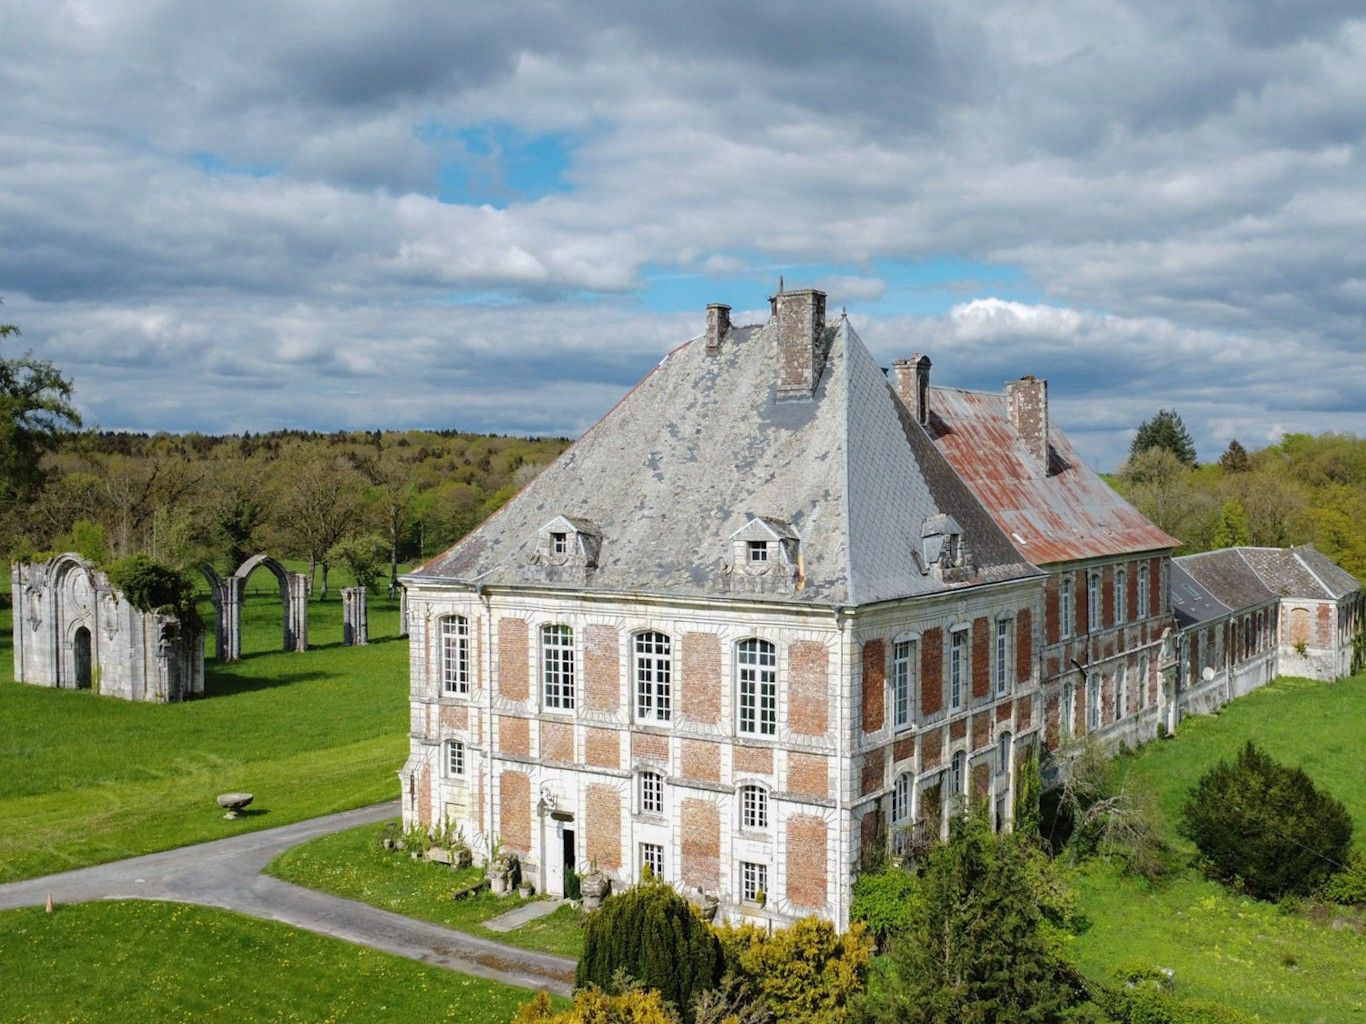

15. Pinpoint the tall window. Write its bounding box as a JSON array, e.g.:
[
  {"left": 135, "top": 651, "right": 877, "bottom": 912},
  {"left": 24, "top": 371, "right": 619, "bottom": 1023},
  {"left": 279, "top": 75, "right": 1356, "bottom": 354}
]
[
  {"left": 1061, "top": 578, "right": 1074, "bottom": 638},
  {"left": 1088, "top": 573, "right": 1101, "bottom": 632},
  {"left": 950, "top": 629, "right": 967, "bottom": 710},
  {"left": 892, "top": 773, "right": 913, "bottom": 824},
  {"left": 1087, "top": 673, "right": 1100, "bottom": 731},
  {"left": 446, "top": 739, "right": 465, "bottom": 777},
  {"left": 1116, "top": 568, "right": 1127, "bottom": 624},
  {"left": 1139, "top": 655, "right": 1149, "bottom": 708},
  {"left": 550, "top": 531, "right": 568, "bottom": 555},
  {"left": 997, "top": 731, "right": 1012, "bottom": 774},
  {"left": 441, "top": 615, "right": 469, "bottom": 696},
  {"left": 1138, "top": 565, "right": 1150, "bottom": 619},
  {"left": 640, "top": 842, "right": 664, "bottom": 881},
  {"left": 640, "top": 771, "right": 664, "bottom": 816},
  {"left": 892, "top": 639, "right": 914, "bottom": 729},
  {"left": 994, "top": 619, "right": 1011, "bottom": 696},
  {"left": 634, "top": 631, "right": 672, "bottom": 723},
  {"left": 737, "top": 639, "right": 777, "bottom": 736},
  {"left": 950, "top": 750, "right": 966, "bottom": 796},
  {"left": 1062, "top": 680, "right": 1075, "bottom": 734},
  {"left": 740, "top": 784, "right": 768, "bottom": 830},
  {"left": 1118, "top": 663, "right": 1128, "bottom": 719},
  {"left": 741, "top": 861, "right": 768, "bottom": 904},
  {"left": 541, "top": 624, "right": 575, "bottom": 711}
]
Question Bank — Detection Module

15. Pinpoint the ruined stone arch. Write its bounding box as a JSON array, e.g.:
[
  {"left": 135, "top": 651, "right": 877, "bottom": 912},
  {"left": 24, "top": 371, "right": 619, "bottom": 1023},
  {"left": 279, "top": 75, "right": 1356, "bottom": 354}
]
[{"left": 203, "top": 554, "right": 309, "bottom": 662}]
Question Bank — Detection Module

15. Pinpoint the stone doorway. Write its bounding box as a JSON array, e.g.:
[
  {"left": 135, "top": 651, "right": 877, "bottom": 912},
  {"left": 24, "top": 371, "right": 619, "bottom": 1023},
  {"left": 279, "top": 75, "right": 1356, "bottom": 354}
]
[{"left": 72, "top": 626, "right": 92, "bottom": 689}]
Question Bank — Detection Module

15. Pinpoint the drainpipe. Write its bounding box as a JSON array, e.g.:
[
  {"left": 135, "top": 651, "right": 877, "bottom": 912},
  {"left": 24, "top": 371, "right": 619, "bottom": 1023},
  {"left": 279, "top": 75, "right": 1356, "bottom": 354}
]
[{"left": 835, "top": 605, "right": 851, "bottom": 931}]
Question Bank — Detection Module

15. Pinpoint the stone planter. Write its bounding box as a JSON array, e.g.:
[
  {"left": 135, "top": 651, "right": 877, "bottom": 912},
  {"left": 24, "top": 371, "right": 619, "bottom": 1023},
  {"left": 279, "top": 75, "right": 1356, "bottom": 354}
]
[
  {"left": 427, "top": 846, "right": 453, "bottom": 865},
  {"left": 580, "top": 870, "right": 610, "bottom": 911},
  {"left": 518, "top": 883, "right": 535, "bottom": 899},
  {"left": 489, "top": 854, "right": 520, "bottom": 896}
]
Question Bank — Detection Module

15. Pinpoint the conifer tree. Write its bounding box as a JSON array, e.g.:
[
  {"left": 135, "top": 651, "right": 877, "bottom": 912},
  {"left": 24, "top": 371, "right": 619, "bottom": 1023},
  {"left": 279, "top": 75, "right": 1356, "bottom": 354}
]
[
  {"left": 1129, "top": 409, "right": 1197, "bottom": 466},
  {"left": 1218, "top": 438, "right": 1251, "bottom": 473}
]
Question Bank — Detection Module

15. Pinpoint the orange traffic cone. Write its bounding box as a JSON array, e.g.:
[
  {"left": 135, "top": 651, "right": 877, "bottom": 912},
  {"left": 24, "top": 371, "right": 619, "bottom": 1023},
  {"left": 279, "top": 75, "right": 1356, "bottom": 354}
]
[{"left": 45, "top": 893, "right": 54, "bottom": 914}]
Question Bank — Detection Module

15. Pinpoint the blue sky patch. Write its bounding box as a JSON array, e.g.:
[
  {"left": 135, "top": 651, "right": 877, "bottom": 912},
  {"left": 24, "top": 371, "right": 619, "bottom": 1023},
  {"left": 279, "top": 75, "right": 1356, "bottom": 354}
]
[
  {"left": 417, "top": 121, "right": 577, "bottom": 207},
  {"left": 187, "top": 152, "right": 280, "bottom": 178}
]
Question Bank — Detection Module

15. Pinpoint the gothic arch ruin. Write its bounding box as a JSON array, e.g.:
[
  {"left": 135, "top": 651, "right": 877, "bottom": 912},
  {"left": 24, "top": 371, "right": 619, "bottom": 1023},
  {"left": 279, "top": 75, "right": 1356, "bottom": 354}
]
[{"left": 199, "top": 554, "right": 308, "bottom": 662}]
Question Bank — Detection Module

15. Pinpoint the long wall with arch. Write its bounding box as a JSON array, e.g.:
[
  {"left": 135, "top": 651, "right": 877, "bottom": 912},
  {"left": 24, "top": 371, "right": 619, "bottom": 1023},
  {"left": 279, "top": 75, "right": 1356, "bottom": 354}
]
[{"left": 11, "top": 553, "right": 204, "bottom": 702}]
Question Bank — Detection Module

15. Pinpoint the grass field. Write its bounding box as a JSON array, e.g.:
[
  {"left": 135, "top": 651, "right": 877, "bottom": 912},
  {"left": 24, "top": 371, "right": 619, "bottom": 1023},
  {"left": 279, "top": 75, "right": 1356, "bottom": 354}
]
[
  {"left": 1073, "top": 672, "right": 1366, "bottom": 1023},
  {"left": 267, "top": 819, "right": 586, "bottom": 958},
  {"left": 0, "top": 572, "right": 410, "bottom": 883},
  {"left": 0, "top": 900, "right": 556, "bottom": 1023}
]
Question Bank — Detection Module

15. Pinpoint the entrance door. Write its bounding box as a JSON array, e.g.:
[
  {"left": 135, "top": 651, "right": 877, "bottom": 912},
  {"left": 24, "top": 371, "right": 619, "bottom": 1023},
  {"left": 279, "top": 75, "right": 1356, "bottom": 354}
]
[
  {"left": 73, "top": 627, "right": 92, "bottom": 690},
  {"left": 562, "top": 827, "right": 576, "bottom": 895}
]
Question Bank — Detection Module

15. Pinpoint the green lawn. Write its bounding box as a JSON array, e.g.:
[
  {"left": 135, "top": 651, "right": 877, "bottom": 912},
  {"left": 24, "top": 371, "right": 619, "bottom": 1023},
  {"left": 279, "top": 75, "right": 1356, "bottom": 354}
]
[
  {"left": 0, "top": 900, "right": 558, "bottom": 1023},
  {"left": 267, "top": 819, "right": 586, "bottom": 958},
  {"left": 1073, "top": 672, "right": 1366, "bottom": 1023},
  {"left": 0, "top": 578, "right": 409, "bottom": 883}
]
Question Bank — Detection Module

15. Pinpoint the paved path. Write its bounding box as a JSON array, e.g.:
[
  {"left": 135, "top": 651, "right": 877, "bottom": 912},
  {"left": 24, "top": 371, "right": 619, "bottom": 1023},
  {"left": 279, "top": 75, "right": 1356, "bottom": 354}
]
[
  {"left": 484, "top": 897, "right": 564, "bottom": 933},
  {"left": 0, "top": 802, "right": 575, "bottom": 995}
]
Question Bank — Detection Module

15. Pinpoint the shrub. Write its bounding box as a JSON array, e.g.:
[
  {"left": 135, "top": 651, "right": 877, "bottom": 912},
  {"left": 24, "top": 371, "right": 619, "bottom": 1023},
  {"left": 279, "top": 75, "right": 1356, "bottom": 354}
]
[
  {"left": 1320, "top": 848, "right": 1366, "bottom": 906},
  {"left": 716, "top": 917, "right": 872, "bottom": 1024},
  {"left": 850, "top": 868, "right": 920, "bottom": 951},
  {"left": 105, "top": 555, "right": 198, "bottom": 624},
  {"left": 1014, "top": 743, "right": 1043, "bottom": 837},
  {"left": 516, "top": 985, "right": 679, "bottom": 1024},
  {"left": 1180, "top": 741, "right": 1353, "bottom": 900},
  {"left": 1091, "top": 984, "right": 1261, "bottom": 1023},
  {"left": 577, "top": 882, "right": 723, "bottom": 1020}
]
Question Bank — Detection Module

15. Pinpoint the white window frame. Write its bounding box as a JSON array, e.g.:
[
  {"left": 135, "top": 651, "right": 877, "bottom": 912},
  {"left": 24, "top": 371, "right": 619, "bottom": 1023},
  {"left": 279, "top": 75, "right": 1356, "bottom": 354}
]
[
  {"left": 740, "top": 861, "right": 768, "bottom": 904},
  {"left": 892, "top": 773, "right": 913, "bottom": 825},
  {"left": 950, "top": 628, "right": 967, "bottom": 710},
  {"left": 639, "top": 770, "right": 664, "bottom": 816},
  {"left": 1061, "top": 578, "right": 1074, "bottom": 638},
  {"left": 737, "top": 638, "right": 777, "bottom": 737},
  {"left": 641, "top": 842, "right": 664, "bottom": 880},
  {"left": 1138, "top": 565, "right": 1150, "bottom": 619},
  {"left": 1118, "top": 663, "right": 1128, "bottom": 719},
  {"left": 550, "top": 531, "right": 568, "bottom": 555},
  {"left": 739, "top": 784, "right": 768, "bottom": 831},
  {"left": 541, "top": 624, "right": 576, "bottom": 712},
  {"left": 1087, "top": 672, "right": 1100, "bottom": 731},
  {"left": 1138, "top": 655, "right": 1149, "bottom": 708},
  {"left": 1116, "top": 568, "right": 1127, "bottom": 624},
  {"left": 440, "top": 615, "right": 469, "bottom": 696},
  {"left": 950, "top": 750, "right": 967, "bottom": 797},
  {"left": 446, "top": 739, "right": 465, "bottom": 777},
  {"left": 747, "top": 540, "right": 769, "bottom": 563},
  {"left": 1062, "top": 680, "right": 1075, "bottom": 734},
  {"left": 994, "top": 618, "right": 1011, "bottom": 696},
  {"left": 634, "top": 631, "right": 672, "bottom": 724},
  {"left": 892, "top": 639, "right": 915, "bottom": 729},
  {"left": 1088, "top": 573, "right": 1101, "bottom": 632}
]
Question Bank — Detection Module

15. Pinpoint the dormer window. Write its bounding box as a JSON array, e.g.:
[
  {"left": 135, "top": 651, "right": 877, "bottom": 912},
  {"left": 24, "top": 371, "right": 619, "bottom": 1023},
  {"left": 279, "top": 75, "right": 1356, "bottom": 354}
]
[
  {"left": 726, "top": 515, "right": 800, "bottom": 592},
  {"left": 535, "top": 515, "right": 602, "bottom": 570},
  {"left": 747, "top": 540, "right": 769, "bottom": 564},
  {"left": 919, "top": 514, "right": 971, "bottom": 582}
]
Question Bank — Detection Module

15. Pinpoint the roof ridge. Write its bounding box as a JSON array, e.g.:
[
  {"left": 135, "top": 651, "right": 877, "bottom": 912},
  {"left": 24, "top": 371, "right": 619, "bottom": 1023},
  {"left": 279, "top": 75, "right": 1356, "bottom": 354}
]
[{"left": 1290, "top": 548, "right": 1334, "bottom": 596}]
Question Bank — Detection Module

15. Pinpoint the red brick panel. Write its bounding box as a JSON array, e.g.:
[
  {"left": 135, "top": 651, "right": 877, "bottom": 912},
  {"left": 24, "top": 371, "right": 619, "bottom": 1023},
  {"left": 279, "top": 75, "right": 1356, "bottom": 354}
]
[
  {"left": 971, "top": 618, "right": 990, "bottom": 699},
  {"left": 498, "top": 618, "right": 528, "bottom": 701},
  {"left": 787, "top": 753, "right": 830, "bottom": 800},
  {"left": 499, "top": 770, "right": 531, "bottom": 854},
  {"left": 860, "top": 808, "right": 883, "bottom": 865},
  {"left": 893, "top": 735, "right": 915, "bottom": 764},
  {"left": 417, "top": 764, "right": 431, "bottom": 827},
  {"left": 540, "top": 720, "right": 573, "bottom": 762},
  {"left": 585, "top": 785, "right": 621, "bottom": 870},
  {"left": 681, "top": 739, "right": 721, "bottom": 783},
  {"left": 681, "top": 799, "right": 720, "bottom": 891},
  {"left": 1044, "top": 693, "right": 1060, "bottom": 749},
  {"left": 996, "top": 701, "right": 1012, "bottom": 723},
  {"left": 1102, "top": 566, "right": 1115, "bottom": 629},
  {"left": 631, "top": 731, "right": 669, "bottom": 763},
  {"left": 972, "top": 711, "right": 991, "bottom": 750},
  {"left": 440, "top": 704, "right": 469, "bottom": 731},
  {"left": 971, "top": 761, "right": 991, "bottom": 802},
  {"left": 1076, "top": 570, "right": 1090, "bottom": 635},
  {"left": 860, "top": 747, "right": 885, "bottom": 796},
  {"left": 1016, "top": 695, "right": 1033, "bottom": 730},
  {"left": 950, "top": 717, "right": 967, "bottom": 742},
  {"left": 921, "top": 628, "right": 943, "bottom": 716},
  {"left": 584, "top": 727, "right": 620, "bottom": 769},
  {"left": 1016, "top": 608, "right": 1032, "bottom": 684},
  {"left": 734, "top": 745, "right": 774, "bottom": 776},
  {"left": 786, "top": 816, "right": 828, "bottom": 909},
  {"left": 584, "top": 624, "right": 620, "bottom": 713},
  {"left": 921, "top": 727, "right": 944, "bottom": 771},
  {"left": 788, "top": 640, "right": 829, "bottom": 736},
  {"left": 498, "top": 715, "right": 530, "bottom": 757},
  {"left": 681, "top": 633, "right": 721, "bottom": 725},
  {"left": 861, "top": 640, "right": 885, "bottom": 733},
  {"left": 1317, "top": 604, "right": 1333, "bottom": 646}
]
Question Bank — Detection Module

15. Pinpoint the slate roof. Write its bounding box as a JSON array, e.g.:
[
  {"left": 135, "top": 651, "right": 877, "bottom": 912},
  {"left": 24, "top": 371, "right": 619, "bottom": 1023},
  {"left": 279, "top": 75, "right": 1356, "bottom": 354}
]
[
  {"left": 1170, "top": 545, "right": 1360, "bottom": 625},
  {"left": 925, "top": 386, "right": 1180, "bottom": 565},
  {"left": 412, "top": 316, "right": 1040, "bottom": 606}
]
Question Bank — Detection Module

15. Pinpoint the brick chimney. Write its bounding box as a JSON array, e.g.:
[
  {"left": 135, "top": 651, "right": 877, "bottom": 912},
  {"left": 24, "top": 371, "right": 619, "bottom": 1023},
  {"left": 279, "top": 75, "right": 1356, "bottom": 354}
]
[
  {"left": 1004, "top": 375, "right": 1049, "bottom": 471},
  {"left": 774, "top": 288, "right": 828, "bottom": 398},
  {"left": 891, "top": 354, "right": 932, "bottom": 426},
  {"left": 705, "top": 303, "right": 731, "bottom": 354}
]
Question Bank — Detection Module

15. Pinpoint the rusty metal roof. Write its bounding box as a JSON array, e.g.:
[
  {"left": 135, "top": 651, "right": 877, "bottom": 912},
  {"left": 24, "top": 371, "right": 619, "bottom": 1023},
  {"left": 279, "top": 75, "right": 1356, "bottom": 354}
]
[{"left": 925, "top": 385, "right": 1179, "bottom": 566}]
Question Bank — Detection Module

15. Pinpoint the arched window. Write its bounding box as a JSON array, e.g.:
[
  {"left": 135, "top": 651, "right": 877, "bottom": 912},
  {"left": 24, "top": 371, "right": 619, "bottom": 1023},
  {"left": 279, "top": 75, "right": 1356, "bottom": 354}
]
[
  {"left": 740, "top": 783, "right": 768, "bottom": 830},
  {"left": 639, "top": 770, "right": 664, "bottom": 816},
  {"left": 892, "top": 773, "right": 913, "bottom": 824},
  {"left": 737, "top": 639, "right": 777, "bottom": 736},
  {"left": 1291, "top": 607, "right": 1310, "bottom": 645},
  {"left": 1088, "top": 573, "right": 1101, "bottom": 633},
  {"left": 1087, "top": 673, "right": 1100, "bottom": 730},
  {"left": 541, "top": 624, "right": 575, "bottom": 711},
  {"left": 634, "top": 631, "right": 672, "bottom": 723},
  {"left": 1060, "top": 578, "right": 1074, "bottom": 637},
  {"left": 440, "top": 615, "right": 469, "bottom": 696},
  {"left": 1115, "top": 568, "right": 1127, "bottom": 624}
]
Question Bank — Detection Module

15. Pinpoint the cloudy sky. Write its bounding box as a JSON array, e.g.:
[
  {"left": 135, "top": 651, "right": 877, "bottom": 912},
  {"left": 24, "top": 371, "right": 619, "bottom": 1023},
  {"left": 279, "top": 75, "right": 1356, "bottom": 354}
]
[{"left": 3, "top": 1, "right": 1364, "bottom": 468}]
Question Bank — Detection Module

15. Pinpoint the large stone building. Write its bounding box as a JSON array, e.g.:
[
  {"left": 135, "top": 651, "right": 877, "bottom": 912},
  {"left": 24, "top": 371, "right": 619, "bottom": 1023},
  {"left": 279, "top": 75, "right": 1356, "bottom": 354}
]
[
  {"left": 399, "top": 289, "right": 1362, "bottom": 928},
  {"left": 11, "top": 553, "right": 204, "bottom": 702}
]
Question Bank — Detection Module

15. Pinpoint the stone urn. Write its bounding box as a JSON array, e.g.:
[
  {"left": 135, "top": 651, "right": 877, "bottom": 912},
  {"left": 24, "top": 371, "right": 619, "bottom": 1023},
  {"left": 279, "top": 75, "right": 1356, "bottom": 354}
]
[
  {"left": 489, "top": 853, "right": 520, "bottom": 896},
  {"left": 217, "top": 792, "right": 254, "bottom": 819},
  {"left": 580, "top": 869, "right": 611, "bottom": 910},
  {"left": 688, "top": 889, "right": 719, "bottom": 923}
]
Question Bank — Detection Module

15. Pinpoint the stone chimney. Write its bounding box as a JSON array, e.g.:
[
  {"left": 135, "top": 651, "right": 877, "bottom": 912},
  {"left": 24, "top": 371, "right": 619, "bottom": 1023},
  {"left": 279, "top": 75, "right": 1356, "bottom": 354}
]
[
  {"left": 891, "top": 354, "right": 932, "bottom": 426},
  {"left": 705, "top": 303, "right": 731, "bottom": 354},
  {"left": 1004, "top": 375, "right": 1049, "bottom": 471},
  {"left": 774, "top": 288, "right": 828, "bottom": 398}
]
